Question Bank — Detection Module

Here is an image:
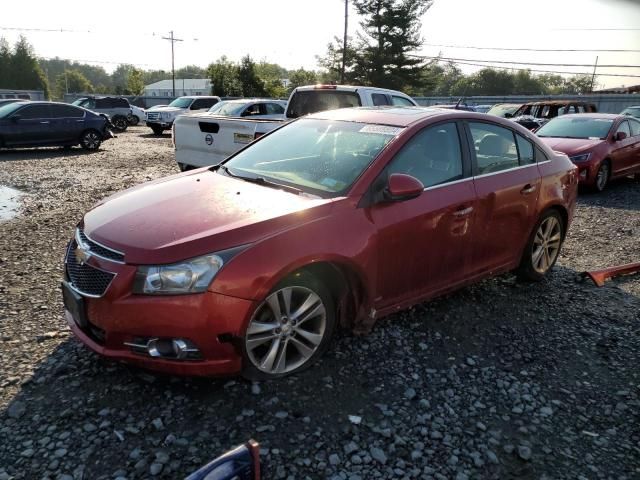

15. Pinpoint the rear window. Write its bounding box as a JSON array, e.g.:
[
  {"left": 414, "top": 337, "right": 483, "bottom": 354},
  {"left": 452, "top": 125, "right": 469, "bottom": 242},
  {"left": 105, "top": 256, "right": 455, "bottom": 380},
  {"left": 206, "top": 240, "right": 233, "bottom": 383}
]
[{"left": 286, "top": 90, "right": 361, "bottom": 118}]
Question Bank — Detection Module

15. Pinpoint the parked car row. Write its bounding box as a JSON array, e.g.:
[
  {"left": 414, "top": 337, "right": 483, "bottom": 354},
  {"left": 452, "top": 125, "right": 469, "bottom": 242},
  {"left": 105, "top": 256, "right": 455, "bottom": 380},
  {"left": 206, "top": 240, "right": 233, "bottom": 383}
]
[{"left": 0, "top": 101, "right": 113, "bottom": 150}]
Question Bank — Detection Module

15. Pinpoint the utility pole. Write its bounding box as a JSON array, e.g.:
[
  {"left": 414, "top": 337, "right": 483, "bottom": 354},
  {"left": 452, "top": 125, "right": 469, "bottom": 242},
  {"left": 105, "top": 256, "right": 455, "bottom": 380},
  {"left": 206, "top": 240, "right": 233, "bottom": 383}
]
[
  {"left": 590, "top": 55, "right": 598, "bottom": 92},
  {"left": 341, "top": 0, "right": 348, "bottom": 84},
  {"left": 162, "top": 31, "right": 183, "bottom": 97}
]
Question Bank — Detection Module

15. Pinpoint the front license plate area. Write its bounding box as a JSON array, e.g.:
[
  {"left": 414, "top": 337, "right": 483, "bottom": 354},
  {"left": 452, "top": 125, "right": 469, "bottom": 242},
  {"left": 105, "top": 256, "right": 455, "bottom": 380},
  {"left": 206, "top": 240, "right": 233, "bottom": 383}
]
[{"left": 61, "top": 281, "right": 88, "bottom": 329}]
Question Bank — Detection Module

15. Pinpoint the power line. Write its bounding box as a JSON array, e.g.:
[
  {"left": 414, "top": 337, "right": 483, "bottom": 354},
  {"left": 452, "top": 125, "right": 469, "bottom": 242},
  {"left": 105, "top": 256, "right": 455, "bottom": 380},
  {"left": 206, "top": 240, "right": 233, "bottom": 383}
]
[
  {"left": 421, "top": 57, "right": 640, "bottom": 79},
  {"left": 39, "top": 56, "right": 156, "bottom": 67},
  {"left": 423, "top": 43, "right": 640, "bottom": 53},
  {"left": 421, "top": 55, "right": 640, "bottom": 69}
]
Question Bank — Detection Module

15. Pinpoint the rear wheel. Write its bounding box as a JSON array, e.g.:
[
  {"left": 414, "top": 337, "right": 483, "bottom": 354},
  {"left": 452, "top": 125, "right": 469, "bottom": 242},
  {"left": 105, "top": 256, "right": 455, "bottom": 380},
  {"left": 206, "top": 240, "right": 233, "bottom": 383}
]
[
  {"left": 111, "top": 115, "right": 128, "bottom": 132},
  {"left": 593, "top": 160, "right": 610, "bottom": 192},
  {"left": 517, "top": 210, "right": 564, "bottom": 281},
  {"left": 128, "top": 114, "right": 140, "bottom": 126},
  {"left": 151, "top": 125, "right": 164, "bottom": 136},
  {"left": 80, "top": 130, "right": 102, "bottom": 151},
  {"left": 242, "top": 273, "right": 336, "bottom": 380}
]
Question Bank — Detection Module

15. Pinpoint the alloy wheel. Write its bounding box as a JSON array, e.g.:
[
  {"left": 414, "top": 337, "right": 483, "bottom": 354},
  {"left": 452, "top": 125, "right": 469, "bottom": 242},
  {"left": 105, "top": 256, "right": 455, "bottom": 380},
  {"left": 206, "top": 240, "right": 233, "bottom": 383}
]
[
  {"left": 82, "top": 131, "right": 100, "bottom": 150},
  {"left": 245, "top": 286, "right": 327, "bottom": 375},
  {"left": 596, "top": 163, "right": 610, "bottom": 191},
  {"left": 531, "top": 216, "right": 562, "bottom": 274}
]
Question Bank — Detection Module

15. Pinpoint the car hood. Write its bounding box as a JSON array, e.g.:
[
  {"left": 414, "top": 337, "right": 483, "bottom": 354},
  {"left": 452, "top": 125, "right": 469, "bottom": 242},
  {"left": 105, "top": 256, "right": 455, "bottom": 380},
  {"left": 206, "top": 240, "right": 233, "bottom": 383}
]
[
  {"left": 146, "top": 105, "right": 181, "bottom": 112},
  {"left": 83, "top": 169, "right": 335, "bottom": 264},
  {"left": 539, "top": 137, "right": 604, "bottom": 156}
]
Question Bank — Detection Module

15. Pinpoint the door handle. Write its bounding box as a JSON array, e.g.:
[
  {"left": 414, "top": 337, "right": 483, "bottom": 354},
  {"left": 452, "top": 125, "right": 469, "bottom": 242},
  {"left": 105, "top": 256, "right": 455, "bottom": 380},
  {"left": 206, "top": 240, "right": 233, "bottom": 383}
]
[
  {"left": 521, "top": 184, "right": 536, "bottom": 195},
  {"left": 453, "top": 206, "right": 474, "bottom": 217}
]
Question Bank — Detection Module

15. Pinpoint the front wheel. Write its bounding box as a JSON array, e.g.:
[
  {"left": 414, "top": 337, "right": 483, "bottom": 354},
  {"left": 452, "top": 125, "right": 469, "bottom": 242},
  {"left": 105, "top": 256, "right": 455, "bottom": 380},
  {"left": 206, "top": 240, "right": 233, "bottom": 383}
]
[
  {"left": 80, "top": 130, "right": 102, "bottom": 151},
  {"left": 593, "top": 161, "right": 610, "bottom": 192},
  {"left": 127, "top": 114, "right": 140, "bottom": 126},
  {"left": 517, "top": 210, "right": 564, "bottom": 281},
  {"left": 242, "top": 273, "right": 336, "bottom": 380},
  {"left": 111, "top": 116, "right": 128, "bottom": 132}
]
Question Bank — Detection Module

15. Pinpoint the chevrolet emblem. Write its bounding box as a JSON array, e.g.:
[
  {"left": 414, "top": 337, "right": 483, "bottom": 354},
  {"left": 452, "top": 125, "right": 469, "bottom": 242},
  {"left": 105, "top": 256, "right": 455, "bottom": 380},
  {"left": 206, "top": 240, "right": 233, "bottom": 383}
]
[{"left": 74, "top": 245, "right": 91, "bottom": 265}]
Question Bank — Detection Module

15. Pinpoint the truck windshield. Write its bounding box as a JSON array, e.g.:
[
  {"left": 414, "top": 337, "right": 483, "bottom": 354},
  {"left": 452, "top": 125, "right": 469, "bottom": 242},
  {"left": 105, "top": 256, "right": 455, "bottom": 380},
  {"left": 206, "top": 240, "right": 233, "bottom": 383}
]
[
  {"left": 536, "top": 117, "right": 614, "bottom": 139},
  {"left": 286, "top": 90, "right": 361, "bottom": 119},
  {"left": 221, "top": 119, "right": 401, "bottom": 196},
  {"left": 168, "top": 98, "right": 193, "bottom": 108}
]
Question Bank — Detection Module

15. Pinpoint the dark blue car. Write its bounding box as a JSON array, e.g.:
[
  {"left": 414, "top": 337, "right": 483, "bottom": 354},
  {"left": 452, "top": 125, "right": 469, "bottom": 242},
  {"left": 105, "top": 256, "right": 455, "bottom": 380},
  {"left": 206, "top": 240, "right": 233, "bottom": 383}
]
[{"left": 0, "top": 101, "right": 113, "bottom": 150}]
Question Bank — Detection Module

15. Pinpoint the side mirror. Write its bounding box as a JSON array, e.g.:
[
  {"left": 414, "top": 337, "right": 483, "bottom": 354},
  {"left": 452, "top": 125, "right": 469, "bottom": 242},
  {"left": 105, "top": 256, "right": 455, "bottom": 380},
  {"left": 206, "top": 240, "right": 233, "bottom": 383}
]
[
  {"left": 10, "top": 114, "right": 22, "bottom": 123},
  {"left": 504, "top": 113, "right": 513, "bottom": 118},
  {"left": 384, "top": 173, "right": 424, "bottom": 202},
  {"left": 615, "top": 131, "right": 628, "bottom": 141}
]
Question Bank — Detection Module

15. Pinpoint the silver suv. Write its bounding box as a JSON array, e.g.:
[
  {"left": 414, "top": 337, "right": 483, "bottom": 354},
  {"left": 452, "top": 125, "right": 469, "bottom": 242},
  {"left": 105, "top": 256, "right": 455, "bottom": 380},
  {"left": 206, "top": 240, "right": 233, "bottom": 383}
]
[{"left": 72, "top": 97, "right": 132, "bottom": 132}]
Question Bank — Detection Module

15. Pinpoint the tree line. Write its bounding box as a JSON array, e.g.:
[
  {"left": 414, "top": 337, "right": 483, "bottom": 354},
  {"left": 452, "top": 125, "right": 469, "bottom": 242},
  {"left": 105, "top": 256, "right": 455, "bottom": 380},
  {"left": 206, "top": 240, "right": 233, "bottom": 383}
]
[{"left": 1, "top": 1, "right": 599, "bottom": 100}]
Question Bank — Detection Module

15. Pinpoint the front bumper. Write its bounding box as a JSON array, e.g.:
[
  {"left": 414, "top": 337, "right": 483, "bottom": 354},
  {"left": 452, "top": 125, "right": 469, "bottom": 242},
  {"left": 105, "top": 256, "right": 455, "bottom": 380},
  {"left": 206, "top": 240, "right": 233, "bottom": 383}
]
[
  {"left": 573, "top": 160, "right": 600, "bottom": 187},
  {"left": 146, "top": 121, "right": 173, "bottom": 128},
  {"left": 63, "top": 253, "right": 255, "bottom": 376}
]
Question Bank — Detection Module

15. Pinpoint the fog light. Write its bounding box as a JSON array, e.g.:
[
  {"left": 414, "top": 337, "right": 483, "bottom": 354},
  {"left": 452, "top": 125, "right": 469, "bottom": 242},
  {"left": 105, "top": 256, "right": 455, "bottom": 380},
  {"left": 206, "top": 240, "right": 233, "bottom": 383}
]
[{"left": 125, "top": 337, "right": 202, "bottom": 360}]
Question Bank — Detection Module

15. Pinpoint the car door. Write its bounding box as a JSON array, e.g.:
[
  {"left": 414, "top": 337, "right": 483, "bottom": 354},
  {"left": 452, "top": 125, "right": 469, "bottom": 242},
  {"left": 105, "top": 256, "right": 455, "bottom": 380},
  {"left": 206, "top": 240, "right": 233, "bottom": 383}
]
[
  {"left": 466, "top": 121, "right": 541, "bottom": 274},
  {"left": 50, "top": 104, "right": 86, "bottom": 142},
  {"left": 5, "top": 104, "right": 53, "bottom": 146},
  {"left": 609, "top": 120, "right": 636, "bottom": 176},
  {"left": 626, "top": 119, "right": 640, "bottom": 174},
  {"left": 369, "top": 121, "right": 477, "bottom": 307}
]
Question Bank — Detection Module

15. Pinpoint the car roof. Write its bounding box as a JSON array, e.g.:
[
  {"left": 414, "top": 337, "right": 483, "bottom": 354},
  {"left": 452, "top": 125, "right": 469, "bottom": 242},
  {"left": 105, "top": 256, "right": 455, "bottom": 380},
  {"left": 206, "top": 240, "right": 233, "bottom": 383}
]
[
  {"left": 222, "top": 98, "right": 286, "bottom": 104},
  {"left": 306, "top": 106, "right": 466, "bottom": 127},
  {"left": 552, "top": 113, "right": 621, "bottom": 120},
  {"left": 522, "top": 100, "right": 595, "bottom": 106}
]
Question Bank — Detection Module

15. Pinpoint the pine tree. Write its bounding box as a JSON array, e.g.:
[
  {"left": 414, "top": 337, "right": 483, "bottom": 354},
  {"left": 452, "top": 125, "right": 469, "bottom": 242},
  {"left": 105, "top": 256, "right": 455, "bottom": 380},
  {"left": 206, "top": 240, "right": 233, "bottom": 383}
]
[
  {"left": 6, "top": 36, "right": 50, "bottom": 97},
  {"left": 320, "top": 0, "right": 432, "bottom": 91}
]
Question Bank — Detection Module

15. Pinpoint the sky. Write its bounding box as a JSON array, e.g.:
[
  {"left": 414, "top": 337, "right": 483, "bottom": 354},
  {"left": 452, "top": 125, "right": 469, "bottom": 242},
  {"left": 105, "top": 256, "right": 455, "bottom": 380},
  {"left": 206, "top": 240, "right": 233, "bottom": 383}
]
[{"left": 1, "top": 0, "right": 639, "bottom": 89}]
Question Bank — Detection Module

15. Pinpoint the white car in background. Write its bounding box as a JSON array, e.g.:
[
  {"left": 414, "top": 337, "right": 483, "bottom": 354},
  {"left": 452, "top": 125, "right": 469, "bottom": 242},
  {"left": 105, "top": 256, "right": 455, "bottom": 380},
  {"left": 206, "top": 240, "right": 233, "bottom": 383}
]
[
  {"left": 128, "top": 104, "right": 146, "bottom": 125},
  {"left": 145, "top": 96, "right": 221, "bottom": 135},
  {"left": 208, "top": 99, "right": 287, "bottom": 120}
]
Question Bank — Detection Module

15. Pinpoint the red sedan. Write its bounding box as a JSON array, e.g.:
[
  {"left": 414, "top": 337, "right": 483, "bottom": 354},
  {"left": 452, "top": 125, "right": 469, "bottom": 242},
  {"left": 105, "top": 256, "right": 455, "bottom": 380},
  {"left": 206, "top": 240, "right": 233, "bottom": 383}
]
[
  {"left": 536, "top": 113, "right": 640, "bottom": 191},
  {"left": 62, "top": 107, "right": 578, "bottom": 379}
]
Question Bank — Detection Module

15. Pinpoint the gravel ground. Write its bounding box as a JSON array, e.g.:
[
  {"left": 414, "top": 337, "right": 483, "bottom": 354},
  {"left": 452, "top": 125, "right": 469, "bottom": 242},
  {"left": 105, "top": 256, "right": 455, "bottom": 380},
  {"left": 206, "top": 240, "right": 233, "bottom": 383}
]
[{"left": 0, "top": 127, "right": 639, "bottom": 480}]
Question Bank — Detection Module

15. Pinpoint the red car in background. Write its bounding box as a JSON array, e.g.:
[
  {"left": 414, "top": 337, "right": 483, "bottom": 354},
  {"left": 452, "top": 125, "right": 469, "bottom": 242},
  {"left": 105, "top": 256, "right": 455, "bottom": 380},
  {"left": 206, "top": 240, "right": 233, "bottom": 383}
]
[
  {"left": 537, "top": 113, "right": 640, "bottom": 191},
  {"left": 62, "top": 107, "right": 578, "bottom": 379}
]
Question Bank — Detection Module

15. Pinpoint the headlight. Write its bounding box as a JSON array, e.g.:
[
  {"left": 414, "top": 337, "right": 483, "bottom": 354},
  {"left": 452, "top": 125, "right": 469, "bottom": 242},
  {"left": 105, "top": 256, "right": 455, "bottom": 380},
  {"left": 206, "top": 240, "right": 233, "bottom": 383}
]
[
  {"left": 132, "top": 246, "right": 246, "bottom": 295},
  {"left": 569, "top": 153, "right": 591, "bottom": 162}
]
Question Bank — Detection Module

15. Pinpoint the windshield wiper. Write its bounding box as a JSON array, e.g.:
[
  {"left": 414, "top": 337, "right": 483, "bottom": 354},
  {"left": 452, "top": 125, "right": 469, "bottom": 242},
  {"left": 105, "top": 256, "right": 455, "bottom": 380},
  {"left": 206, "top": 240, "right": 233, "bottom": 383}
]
[{"left": 218, "top": 165, "right": 302, "bottom": 195}]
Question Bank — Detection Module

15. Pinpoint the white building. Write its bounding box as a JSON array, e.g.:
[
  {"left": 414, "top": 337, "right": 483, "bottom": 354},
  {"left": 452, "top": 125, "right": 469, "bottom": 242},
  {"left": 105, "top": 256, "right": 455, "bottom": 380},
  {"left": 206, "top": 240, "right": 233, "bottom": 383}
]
[{"left": 144, "top": 79, "right": 212, "bottom": 97}]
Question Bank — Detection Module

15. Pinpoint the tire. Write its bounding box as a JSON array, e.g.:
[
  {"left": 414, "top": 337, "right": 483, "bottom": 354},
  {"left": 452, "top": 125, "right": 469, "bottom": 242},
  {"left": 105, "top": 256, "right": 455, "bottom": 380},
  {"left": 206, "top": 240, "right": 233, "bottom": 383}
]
[
  {"left": 593, "top": 160, "right": 610, "bottom": 192},
  {"left": 242, "top": 272, "right": 336, "bottom": 380},
  {"left": 516, "top": 210, "right": 565, "bottom": 282},
  {"left": 111, "top": 115, "right": 128, "bottom": 132},
  {"left": 127, "top": 114, "right": 139, "bottom": 126},
  {"left": 80, "top": 130, "right": 102, "bottom": 151},
  {"left": 151, "top": 125, "right": 164, "bottom": 136}
]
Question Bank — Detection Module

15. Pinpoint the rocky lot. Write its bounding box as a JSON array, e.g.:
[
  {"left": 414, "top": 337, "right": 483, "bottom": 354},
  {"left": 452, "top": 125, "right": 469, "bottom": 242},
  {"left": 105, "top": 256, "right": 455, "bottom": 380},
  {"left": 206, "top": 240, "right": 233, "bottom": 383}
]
[{"left": 0, "top": 127, "right": 638, "bottom": 479}]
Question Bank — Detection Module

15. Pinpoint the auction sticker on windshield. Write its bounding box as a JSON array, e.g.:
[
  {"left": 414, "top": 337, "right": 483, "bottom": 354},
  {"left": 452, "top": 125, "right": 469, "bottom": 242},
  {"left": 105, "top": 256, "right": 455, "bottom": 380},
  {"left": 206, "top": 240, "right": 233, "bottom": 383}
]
[{"left": 359, "top": 125, "right": 403, "bottom": 135}]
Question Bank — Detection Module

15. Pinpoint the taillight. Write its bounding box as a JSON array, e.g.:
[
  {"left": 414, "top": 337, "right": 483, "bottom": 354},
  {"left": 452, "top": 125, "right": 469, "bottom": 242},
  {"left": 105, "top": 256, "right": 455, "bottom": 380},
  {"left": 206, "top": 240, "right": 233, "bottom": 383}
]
[{"left": 313, "top": 84, "right": 337, "bottom": 89}]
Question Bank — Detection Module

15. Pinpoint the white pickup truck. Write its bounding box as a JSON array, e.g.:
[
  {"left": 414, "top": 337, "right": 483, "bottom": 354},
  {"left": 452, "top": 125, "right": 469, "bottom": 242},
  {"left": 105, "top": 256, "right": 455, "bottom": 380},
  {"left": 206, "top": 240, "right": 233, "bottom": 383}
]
[
  {"left": 172, "top": 85, "right": 417, "bottom": 170},
  {"left": 146, "top": 96, "right": 221, "bottom": 135}
]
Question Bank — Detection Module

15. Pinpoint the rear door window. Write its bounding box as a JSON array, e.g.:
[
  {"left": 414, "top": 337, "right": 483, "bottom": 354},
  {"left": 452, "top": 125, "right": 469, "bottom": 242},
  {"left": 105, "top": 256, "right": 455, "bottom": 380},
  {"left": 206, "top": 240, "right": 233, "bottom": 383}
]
[
  {"left": 372, "top": 93, "right": 390, "bottom": 106},
  {"left": 191, "top": 98, "right": 218, "bottom": 110},
  {"left": 265, "top": 102, "right": 284, "bottom": 115},
  {"left": 515, "top": 134, "right": 535, "bottom": 165},
  {"left": 51, "top": 105, "right": 84, "bottom": 118},
  {"left": 391, "top": 95, "right": 415, "bottom": 106},
  {"left": 287, "top": 90, "right": 361, "bottom": 118}
]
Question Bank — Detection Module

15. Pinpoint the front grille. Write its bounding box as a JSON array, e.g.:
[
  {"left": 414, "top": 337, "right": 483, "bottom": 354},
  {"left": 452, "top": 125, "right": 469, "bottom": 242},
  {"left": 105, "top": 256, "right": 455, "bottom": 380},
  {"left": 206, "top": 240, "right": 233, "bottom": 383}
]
[
  {"left": 147, "top": 112, "right": 161, "bottom": 121},
  {"left": 65, "top": 241, "right": 115, "bottom": 297},
  {"left": 78, "top": 228, "right": 124, "bottom": 262}
]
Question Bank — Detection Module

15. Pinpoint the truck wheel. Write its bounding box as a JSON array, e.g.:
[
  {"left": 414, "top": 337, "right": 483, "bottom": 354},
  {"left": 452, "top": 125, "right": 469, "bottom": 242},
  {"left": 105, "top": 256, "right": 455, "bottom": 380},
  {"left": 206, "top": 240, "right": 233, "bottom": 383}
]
[
  {"left": 151, "top": 126, "right": 164, "bottom": 136},
  {"left": 127, "top": 114, "right": 139, "bottom": 126},
  {"left": 111, "top": 116, "right": 128, "bottom": 132}
]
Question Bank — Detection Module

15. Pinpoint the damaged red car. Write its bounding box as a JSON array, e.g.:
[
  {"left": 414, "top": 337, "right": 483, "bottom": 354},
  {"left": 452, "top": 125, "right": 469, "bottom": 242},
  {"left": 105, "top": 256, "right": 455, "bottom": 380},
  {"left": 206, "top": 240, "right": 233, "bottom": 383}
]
[{"left": 62, "top": 107, "right": 578, "bottom": 379}]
